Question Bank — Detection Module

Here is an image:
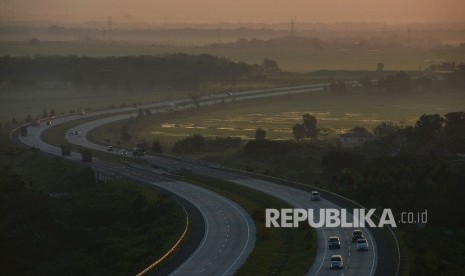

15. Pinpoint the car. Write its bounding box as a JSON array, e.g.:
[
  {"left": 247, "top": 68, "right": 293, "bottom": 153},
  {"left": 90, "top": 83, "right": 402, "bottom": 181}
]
[
  {"left": 311, "top": 191, "right": 321, "bottom": 201},
  {"left": 328, "top": 236, "right": 341, "bottom": 249},
  {"left": 352, "top": 229, "right": 364, "bottom": 243},
  {"left": 329, "top": 255, "right": 344, "bottom": 270},
  {"left": 356, "top": 238, "right": 369, "bottom": 251},
  {"left": 107, "top": 146, "right": 114, "bottom": 152}
]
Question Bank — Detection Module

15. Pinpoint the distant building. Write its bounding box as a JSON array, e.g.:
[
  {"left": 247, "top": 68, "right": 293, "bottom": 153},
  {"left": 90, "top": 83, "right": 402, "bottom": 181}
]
[{"left": 339, "top": 132, "right": 374, "bottom": 147}]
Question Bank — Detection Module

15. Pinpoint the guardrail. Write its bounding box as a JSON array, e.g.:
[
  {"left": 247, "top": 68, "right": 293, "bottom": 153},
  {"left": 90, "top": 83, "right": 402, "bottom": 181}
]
[{"left": 136, "top": 204, "right": 190, "bottom": 276}]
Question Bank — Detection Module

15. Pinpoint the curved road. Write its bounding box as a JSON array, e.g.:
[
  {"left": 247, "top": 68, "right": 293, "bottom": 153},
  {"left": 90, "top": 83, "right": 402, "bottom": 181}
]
[
  {"left": 19, "top": 116, "right": 255, "bottom": 276},
  {"left": 62, "top": 87, "right": 380, "bottom": 276},
  {"left": 18, "top": 84, "right": 390, "bottom": 275}
]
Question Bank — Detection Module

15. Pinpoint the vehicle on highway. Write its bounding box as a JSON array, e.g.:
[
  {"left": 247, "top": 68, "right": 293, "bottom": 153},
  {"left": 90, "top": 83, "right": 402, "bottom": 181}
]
[
  {"left": 352, "top": 229, "right": 364, "bottom": 242},
  {"left": 356, "top": 238, "right": 369, "bottom": 251},
  {"left": 120, "top": 149, "right": 128, "bottom": 155},
  {"left": 329, "top": 255, "right": 344, "bottom": 270},
  {"left": 107, "top": 146, "right": 114, "bottom": 152},
  {"left": 46, "top": 120, "right": 52, "bottom": 126},
  {"left": 311, "top": 191, "right": 321, "bottom": 201},
  {"left": 328, "top": 236, "right": 341, "bottom": 249}
]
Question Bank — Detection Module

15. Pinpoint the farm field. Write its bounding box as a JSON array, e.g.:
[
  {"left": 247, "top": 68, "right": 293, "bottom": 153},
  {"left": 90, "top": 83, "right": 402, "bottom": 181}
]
[{"left": 94, "top": 89, "right": 465, "bottom": 149}]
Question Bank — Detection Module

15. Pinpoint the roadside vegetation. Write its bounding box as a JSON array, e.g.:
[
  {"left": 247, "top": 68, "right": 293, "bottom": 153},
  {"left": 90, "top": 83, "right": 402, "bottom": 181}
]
[
  {"left": 0, "top": 129, "right": 184, "bottom": 275},
  {"left": 181, "top": 173, "right": 316, "bottom": 275}
]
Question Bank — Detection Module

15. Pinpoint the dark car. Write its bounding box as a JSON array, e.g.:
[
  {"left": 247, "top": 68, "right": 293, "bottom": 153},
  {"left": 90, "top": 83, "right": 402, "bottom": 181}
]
[
  {"left": 328, "top": 236, "right": 341, "bottom": 249},
  {"left": 311, "top": 191, "right": 321, "bottom": 201},
  {"left": 329, "top": 255, "right": 344, "bottom": 270},
  {"left": 352, "top": 229, "right": 364, "bottom": 243}
]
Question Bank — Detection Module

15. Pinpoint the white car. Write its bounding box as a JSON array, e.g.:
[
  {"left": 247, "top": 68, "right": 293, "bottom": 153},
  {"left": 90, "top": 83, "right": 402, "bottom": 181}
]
[
  {"left": 330, "top": 255, "right": 344, "bottom": 269},
  {"left": 356, "top": 238, "right": 369, "bottom": 251}
]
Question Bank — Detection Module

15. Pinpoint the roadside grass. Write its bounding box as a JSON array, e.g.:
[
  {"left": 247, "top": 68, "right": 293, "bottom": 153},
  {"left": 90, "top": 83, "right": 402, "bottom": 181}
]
[{"left": 180, "top": 172, "right": 316, "bottom": 275}]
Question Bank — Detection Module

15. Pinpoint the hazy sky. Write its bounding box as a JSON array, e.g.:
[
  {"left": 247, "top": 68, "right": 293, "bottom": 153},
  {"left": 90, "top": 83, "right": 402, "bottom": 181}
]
[{"left": 6, "top": 0, "right": 465, "bottom": 24}]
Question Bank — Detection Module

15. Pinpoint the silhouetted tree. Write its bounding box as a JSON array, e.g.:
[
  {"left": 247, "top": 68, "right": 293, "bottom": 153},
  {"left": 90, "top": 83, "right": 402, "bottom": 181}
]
[
  {"left": 292, "top": 123, "right": 306, "bottom": 140},
  {"left": 373, "top": 122, "right": 400, "bottom": 138},
  {"left": 379, "top": 71, "right": 411, "bottom": 94},
  {"left": 255, "top": 128, "right": 267, "bottom": 140},
  {"left": 262, "top": 58, "right": 280, "bottom": 73},
  {"left": 302, "top": 113, "right": 317, "bottom": 141},
  {"left": 415, "top": 114, "right": 444, "bottom": 137},
  {"left": 151, "top": 139, "right": 163, "bottom": 154}
]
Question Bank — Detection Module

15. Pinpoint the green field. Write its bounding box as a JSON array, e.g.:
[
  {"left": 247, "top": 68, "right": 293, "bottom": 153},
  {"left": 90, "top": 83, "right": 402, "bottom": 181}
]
[{"left": 96, "top": 89, "right": 465, "bottom": 150}]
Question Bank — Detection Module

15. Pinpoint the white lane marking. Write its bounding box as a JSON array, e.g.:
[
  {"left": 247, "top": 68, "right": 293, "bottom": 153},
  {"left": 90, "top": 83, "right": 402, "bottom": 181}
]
[
  {"left": 366, "top": 227, "right": 377, "bottom": 276},
  {"left": 218, "top": 194, "right": 252, "bottom": 276}
]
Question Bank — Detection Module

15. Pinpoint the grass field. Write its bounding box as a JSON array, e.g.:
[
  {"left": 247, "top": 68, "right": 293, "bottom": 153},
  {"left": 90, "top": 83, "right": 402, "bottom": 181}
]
[{"left": 96, "top": 89, "right": 465, "bottom": 150}]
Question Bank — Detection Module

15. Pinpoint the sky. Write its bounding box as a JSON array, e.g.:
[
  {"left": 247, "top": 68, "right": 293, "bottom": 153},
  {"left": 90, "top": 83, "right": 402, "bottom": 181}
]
[{"left": 4, "top": 0, "right": 465, "bottom": 24}]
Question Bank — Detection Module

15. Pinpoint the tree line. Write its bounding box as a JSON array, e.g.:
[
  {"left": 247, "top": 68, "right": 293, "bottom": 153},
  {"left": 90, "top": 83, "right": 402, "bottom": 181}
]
[{"left": 0, "top": 54, "right": 260, "bottom": 91}]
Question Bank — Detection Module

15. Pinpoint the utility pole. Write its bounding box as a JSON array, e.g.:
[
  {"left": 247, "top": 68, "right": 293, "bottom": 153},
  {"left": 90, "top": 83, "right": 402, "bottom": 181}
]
[
  {"left": 290, "top": 19, "right": 295, "bottom": 36},
  {"left": 107, "top": 16, "right": 112, "bottom": 42}
]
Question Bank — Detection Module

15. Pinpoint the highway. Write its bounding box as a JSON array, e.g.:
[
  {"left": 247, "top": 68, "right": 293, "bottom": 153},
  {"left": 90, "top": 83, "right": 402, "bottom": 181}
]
[
  {"left": 16, "top": 83, "right": 394, "bottom": 275},
  {"left": 19, "top": 117, "right": 256, "bottom": 276}
]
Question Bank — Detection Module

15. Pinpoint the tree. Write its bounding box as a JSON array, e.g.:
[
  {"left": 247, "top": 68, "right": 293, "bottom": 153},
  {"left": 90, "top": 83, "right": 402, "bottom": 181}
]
[
  {"left": 373, "top": 122, "right": 400, "bottom": 138},
  {"left": 255, "top": 128, "right": 267, "bottom": 140},
  {"left": 415, "top": 114, "right": 444, "bottom": 137},
  {"left": 42, "top": 109, "right": 48, "bottom": 119},
  {"left": 144, "top": 108, "right": 151, "bottom": 117},
  {"left": 302, "top": 113, "right": 317, "bottom": 141},
  {"left": 444, "top": 112, "right": 465, "bottom": 137},
  {"left": 377, "top": 62, "right": 384, "bottom": 72},
  {"left": 379, "top": 71, "right": 411, "bottom": 94},
  {"left": 24, "top": 114, "right": 32, "bottom": 123},
  {"left": 444, "top": 111, "right": 465, "bottom": 152},
  {"left": 49, "top": 108, "right": 56, "bottom": 117},
  {"left": 262, "top": 58, "right": 280, "bottom": 73},
  {"left": 292, "top": 123, "right": 306, "bottom": 140},
  {"left": 151, "top": 139, "right": 163, "bottom": 154}
]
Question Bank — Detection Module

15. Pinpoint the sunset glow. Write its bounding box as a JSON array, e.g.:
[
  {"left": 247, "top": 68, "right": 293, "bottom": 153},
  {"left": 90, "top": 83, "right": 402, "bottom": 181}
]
[{"left": 7, "top": 0, "right": 465, "bottom": 24}]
